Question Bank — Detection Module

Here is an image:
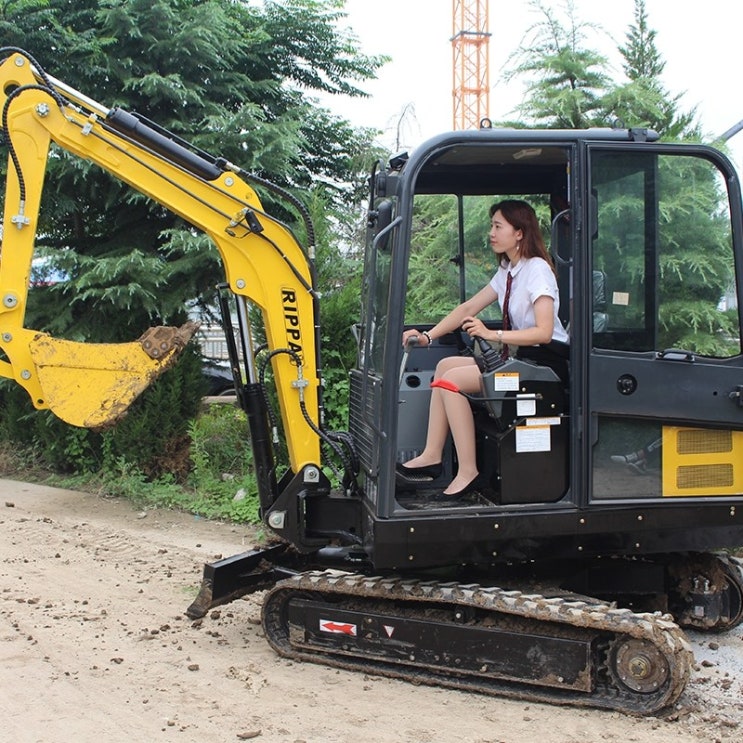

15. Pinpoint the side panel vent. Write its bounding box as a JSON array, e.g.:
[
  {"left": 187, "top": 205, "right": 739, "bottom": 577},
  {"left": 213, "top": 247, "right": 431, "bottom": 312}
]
[
  {"left": 348, "top": 369, "right": 381, "bottom": 478},
  {"left": 662, "top": 427, "right": 743, "bottom": 496}
]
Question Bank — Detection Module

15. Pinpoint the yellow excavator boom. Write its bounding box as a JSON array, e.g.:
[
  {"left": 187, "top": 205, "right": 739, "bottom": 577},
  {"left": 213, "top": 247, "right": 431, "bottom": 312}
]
[{"left": 0, "top": 50, "right": 320, "bottom": 469}]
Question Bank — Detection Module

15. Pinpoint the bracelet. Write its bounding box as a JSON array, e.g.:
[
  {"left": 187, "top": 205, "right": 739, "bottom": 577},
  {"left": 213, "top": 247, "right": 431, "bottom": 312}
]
[{"left": 422, "top": 330, "right": 433, "bottom": 345}]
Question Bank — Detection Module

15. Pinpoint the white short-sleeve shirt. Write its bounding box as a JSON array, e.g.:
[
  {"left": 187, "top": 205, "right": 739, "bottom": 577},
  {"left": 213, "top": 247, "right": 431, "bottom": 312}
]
[{"left": 489, "top": 257, "right": 569, "bottom": 345}]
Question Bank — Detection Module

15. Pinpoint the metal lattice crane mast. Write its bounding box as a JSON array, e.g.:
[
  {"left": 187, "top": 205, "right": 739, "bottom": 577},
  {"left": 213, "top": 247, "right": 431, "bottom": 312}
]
[{"left": 451, "top": 0, "right": 491, "bottom": 130}]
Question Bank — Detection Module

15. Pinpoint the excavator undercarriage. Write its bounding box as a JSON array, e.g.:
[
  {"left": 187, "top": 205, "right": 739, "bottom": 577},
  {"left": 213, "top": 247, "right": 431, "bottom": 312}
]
[
  {"left": 262, "top": 571, "right": 692, "bottom": 715},
  {"left": 186, "top": 547, "right": 743, "bottom": 714}
]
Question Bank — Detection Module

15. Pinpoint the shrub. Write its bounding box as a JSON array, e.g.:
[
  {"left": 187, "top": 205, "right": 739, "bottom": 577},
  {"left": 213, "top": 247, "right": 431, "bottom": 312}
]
[
  {"left": 0, "top": 342, "right": 207, "bottom": 478},
  {"left": 184, "top": 402, "right": 260, "bottom": 523}
]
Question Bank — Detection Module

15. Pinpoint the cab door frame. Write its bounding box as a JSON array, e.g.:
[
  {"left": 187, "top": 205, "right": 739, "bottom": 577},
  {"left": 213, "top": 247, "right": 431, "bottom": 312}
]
[{"left": 582, "top": 142, "right": 743, "bottom": 502}]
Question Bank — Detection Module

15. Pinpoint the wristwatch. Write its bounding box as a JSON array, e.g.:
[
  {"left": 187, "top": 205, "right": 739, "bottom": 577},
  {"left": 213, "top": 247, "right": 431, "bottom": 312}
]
[{"left": 497, "top": 329, "right": 503, "bottom": 341}]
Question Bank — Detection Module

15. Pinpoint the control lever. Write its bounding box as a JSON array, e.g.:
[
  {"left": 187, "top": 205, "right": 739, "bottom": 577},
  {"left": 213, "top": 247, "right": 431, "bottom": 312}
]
[
  {"left": 399, "top": 335, "right": 420, "bottom": 386},
  {"left": 474, "top": 335, "right": 503, "bottom": 373}
]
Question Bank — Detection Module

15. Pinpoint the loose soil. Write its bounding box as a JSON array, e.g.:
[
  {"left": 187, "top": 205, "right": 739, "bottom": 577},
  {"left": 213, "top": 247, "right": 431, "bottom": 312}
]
[{"left": 1, "top": 478, "right": 742, "bottom": 743}]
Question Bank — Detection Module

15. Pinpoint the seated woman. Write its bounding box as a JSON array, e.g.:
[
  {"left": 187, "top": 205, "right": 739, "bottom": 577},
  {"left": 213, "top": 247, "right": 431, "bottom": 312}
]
[{"left": 398, "top": 199, "right": 569, "bottom": 500}]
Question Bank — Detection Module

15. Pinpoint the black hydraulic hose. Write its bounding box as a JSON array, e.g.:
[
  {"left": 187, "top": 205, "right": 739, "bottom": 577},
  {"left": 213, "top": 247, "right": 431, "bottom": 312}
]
[
  {"left": 236, "top": 168, "right": 316, "bottom": 250},
  {"left": 324, "top": 429, "right": 360, "bottom": 493},
  {"left": 1, "top": 83, "right": 60, "bottom": 205},
  {"left": 251, "top": 229, "right": 316, "bottom": 297},
  {"left": 0, "top": 49, "right": 66, "bottom": 205},
  {"left": 0, "top": 48, "right": 64, "bottom": 106},
  {"left": 257, "top": 347, "right": 357, "bottom": 490},
  {"left": 251, "top": 344, "right": 276, "bottom": 421}
]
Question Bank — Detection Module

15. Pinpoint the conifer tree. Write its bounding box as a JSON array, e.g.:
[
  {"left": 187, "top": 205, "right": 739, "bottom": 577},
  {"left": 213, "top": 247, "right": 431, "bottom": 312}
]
[
  {"left": 0, "top": 0, "right": 385, "bottom": 475},
  {"left": 0, "top": 0, "right": 384, "bottom": 340},
  {"left": 504, "top": 0, "right": 611, "bottom": 128},
  {"left": 605, "top": 0, "right": 697, "bottom": 137}
]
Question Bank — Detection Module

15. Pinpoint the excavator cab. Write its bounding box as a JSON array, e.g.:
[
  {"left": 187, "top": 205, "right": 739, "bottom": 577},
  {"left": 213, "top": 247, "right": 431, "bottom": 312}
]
[
  {"left": 353, "top": 135, "right": 579, "bottom": 566},
  {"left": 234, "top": 131, "right": 743, "bottom": 712},
  {"left": 353, "top": 129, "right": 743, "bottom": 609}
]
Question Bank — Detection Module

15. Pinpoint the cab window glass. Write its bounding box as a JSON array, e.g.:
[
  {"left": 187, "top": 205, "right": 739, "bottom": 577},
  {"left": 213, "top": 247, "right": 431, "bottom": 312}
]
[
  {"left": 591, "top": 151, "right": 739, "bottom": 358},
  {"left": 405, "top": 194, "right": 552, "bottom": 327}
]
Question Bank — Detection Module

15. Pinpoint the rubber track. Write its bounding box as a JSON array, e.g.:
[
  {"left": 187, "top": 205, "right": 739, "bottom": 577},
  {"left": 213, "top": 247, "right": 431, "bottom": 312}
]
[{"left": 262, "top": 570, "right": 693, "bottom": 715}]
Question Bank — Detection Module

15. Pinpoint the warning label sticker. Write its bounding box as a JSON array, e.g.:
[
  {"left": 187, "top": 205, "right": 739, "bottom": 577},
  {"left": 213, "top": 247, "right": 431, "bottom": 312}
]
[{"left": 319, "top": 619, "right": 357, "bottom": 636}]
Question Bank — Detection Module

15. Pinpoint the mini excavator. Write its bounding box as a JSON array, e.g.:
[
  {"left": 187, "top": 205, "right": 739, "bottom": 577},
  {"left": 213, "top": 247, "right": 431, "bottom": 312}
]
[{"left": 4, "top": 49, "right": 743, "bottom": 715}]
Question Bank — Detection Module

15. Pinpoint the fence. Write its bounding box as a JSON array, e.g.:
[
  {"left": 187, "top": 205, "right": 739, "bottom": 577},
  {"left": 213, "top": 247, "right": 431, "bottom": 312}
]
[{"left": 196, "top": 325, "right": 231, "bottom": 361}]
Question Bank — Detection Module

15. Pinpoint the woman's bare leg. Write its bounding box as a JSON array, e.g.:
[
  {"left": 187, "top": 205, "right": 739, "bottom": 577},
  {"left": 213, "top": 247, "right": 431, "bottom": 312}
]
[
  {"left": 402, "top": 356, "right": 476, "bottom": 469},
  {"left": 439, "top": 363, "right": 482, "bottom": 494}
]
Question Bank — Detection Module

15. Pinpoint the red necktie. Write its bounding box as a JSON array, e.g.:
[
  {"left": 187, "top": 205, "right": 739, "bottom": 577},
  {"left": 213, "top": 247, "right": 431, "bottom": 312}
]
[{"left": 501, "top": 271, "right": 512, "bottom": 360}]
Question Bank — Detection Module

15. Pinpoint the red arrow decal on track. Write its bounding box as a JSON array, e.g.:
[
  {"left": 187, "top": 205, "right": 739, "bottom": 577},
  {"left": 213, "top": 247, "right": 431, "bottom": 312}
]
[{"left": 319, "top": 620, "right": 357, "bottom": 636}]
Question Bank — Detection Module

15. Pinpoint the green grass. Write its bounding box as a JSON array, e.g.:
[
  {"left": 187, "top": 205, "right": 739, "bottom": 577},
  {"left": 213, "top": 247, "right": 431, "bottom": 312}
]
[{"left": 0, "top": 403, "right": 263, "bottom": 524}]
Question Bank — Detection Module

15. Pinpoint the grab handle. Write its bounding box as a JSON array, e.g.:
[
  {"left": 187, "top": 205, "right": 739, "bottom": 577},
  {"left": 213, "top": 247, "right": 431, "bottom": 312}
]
[{"left": 656, "top": 348, "right": 695, "bottom": 362}]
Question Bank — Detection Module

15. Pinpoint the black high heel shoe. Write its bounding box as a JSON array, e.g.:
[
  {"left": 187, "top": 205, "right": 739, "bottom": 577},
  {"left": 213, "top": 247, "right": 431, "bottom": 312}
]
[
  {"left": 430, "top": 476, "right": 479, "bottom": 501},
  {"left": 396, "top": 461, "right": 443, "bottom": 481}
]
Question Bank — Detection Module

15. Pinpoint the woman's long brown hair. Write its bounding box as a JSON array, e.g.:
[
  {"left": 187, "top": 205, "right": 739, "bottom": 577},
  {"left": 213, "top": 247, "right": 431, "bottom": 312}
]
[{"left": 490, "top": 199, "right": 555, "bottom": 273}]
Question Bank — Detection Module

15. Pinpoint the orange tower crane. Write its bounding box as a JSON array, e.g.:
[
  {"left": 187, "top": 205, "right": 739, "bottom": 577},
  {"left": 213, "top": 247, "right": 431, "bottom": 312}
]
[{"left": 451, "top": 0, "right": 491, "bottom": 130}]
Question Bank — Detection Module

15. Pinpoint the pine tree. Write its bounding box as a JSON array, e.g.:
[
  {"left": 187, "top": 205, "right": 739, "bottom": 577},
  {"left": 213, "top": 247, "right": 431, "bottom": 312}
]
[
  {"left": 605, "top": 0, "right": 697, "bottom": 137},
  {"left": 619, "top": 0, "right": 664, "bottom": 80},
  {"left": 0, "top": 0, "right": 385, "bottom": 475},
  {"left": 503, "top": 0, "right": 612, "bottom": 128},
  {"left": 499, "top": 0, "right": 732, "bottom": 358}
]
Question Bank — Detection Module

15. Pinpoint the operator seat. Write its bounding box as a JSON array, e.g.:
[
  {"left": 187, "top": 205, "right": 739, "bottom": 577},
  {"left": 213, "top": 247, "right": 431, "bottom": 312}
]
[{"left": 593, "top": 270, "right": 609, "bottom": 332}]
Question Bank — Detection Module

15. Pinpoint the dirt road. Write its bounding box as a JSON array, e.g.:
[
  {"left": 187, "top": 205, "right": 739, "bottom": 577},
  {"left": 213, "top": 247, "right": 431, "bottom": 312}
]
[{"left": 1, "top": 478, "right": 742, "bottom": 743}]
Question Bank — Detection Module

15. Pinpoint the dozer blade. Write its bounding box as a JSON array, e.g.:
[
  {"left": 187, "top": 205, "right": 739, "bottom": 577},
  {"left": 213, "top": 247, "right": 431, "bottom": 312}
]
[{"left": 28, "top": 322, "right": 199, "bottom": 429}]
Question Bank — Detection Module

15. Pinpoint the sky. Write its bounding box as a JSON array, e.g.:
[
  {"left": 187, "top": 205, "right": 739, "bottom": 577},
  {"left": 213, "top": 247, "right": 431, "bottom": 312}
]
[{"left": 320, "top": 0, "right": 743, "bottom": 171}]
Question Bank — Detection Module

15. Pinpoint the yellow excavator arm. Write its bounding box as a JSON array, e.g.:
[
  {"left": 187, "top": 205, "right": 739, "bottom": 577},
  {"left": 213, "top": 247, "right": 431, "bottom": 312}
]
[{"left": 0, "top": 50, "right": 320, "bottom": 469}]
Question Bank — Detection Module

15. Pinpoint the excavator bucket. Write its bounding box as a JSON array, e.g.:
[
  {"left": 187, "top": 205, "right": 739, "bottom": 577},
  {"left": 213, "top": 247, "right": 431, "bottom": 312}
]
[{"left": 28, "top": 322, "right": 199, "bottom": 429}]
